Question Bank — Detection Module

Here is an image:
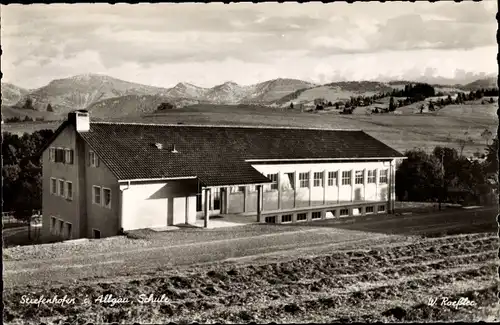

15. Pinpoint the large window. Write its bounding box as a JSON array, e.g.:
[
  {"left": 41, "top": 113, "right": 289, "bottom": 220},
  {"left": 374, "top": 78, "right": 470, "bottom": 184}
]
[
  {"left": 313, "top": 172, "right": 324, "bottom": 187},
  {"left": 281, "top": 214, "right": 292, "bottom": 223},
  {"left": 367, "top": 170, "right": 376, "bottom": 183},
  {"left": 311, "top": 211, "right": 322, "bottom": 219},
  {"left": 65, "top": 149, "right": 74, "bottom": 165},
  {"left": 103, "top": 188, "right": 112, "bottom": 209},
  {"left": 54, "top": 148, "right": 65, "bottom": 163},
  {"left": 230, "top": 186, "right": 244, "bottom": 194},
  {"left": 50, "top": 216, "right": 56, "bottom": 233},
  {"left": 339, "top": 208, "right": 349, "bottom": 217},
  {"left": 266, "top": 173, "right": 278, "bottom": 191},
  {"left": 58, "top": 179, "right": 65, "bottom": 197},
  {"left": 296, "top": 213, "right": 307, "bottom": 221},
  {"left": 341, "top": 171, "right": 352, "bottom": 185},
  {"left": 50, "top": 178, "right": 57, "bottom": 195},
  {"left": 365, "top": 206, "right": 374, "bottom": 214},
  {"left": 93, "top": 186, "right": 101, "bottom": 205},
  {"left": 379, "top": 169, "right": 388, "bottom": 183},
  {"left": 49, "top": 148, "right": 56, "bottom": 162},
  {"left": 89, "top": 151, "right": 99, "bottom": 167},
  {"left": 58, "top": 219, "right": 64, "bottom": 236},
  {"left": 299, "top": 172, "right": 310, "bottom": 188},
  {"left": 327, "top": 171, "right": 337, "bottom": 186},
  {"left": 355, "top": 170, "right": 364, "bottom": 185},
  {"left": 378, "top": 205, "right": 386, "bottom": 213},
  {"left": 66, "top": 181, "right": 73, "bottom": 200},
  {"left": 65, "top": 222, "right": 73, "bottom": 239},
  {"left": 283, "top": 173, "right": 295, "bottom": 190},
  {"left": 265, "top": 216, "right": 276, "bottom": 224}
]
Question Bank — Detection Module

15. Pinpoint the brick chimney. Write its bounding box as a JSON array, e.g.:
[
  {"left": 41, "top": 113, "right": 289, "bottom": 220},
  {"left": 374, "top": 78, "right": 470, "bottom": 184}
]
[{"left": 68, "top": 109, "right": 90, "bottom": 132}]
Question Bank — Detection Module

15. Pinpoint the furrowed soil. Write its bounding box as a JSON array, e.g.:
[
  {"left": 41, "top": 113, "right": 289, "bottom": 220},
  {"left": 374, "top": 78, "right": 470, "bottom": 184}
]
[{"left": 3, "top": 232, "right": 499, "bottom": 324}]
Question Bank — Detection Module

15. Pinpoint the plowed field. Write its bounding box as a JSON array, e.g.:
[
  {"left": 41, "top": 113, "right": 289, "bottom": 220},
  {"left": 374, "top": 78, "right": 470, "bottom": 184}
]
[{"left": 3, "top": 232, "right": 498, "bottom": 324}]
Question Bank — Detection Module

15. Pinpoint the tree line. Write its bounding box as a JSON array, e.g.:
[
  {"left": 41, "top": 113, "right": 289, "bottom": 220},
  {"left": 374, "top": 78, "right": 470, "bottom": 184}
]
[
  {"left": 2, "top": 130, "right": 55, "bottom": 217},
  {"left": 396, "top": 139, "right": 497, "bottom": 205}
]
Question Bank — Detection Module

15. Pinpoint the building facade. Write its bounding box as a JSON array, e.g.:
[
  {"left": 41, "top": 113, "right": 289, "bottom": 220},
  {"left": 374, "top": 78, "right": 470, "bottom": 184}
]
[{"left": 41, "top": 110, "right": 405, "bottom": 240}]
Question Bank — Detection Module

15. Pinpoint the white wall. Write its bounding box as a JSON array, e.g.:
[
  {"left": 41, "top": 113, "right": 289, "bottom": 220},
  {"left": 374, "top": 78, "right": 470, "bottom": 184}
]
[
  {"left": 120, "top": 179, "right": 198, "bottom": 231},
  {"left": 226, "top": 160, "right": 394, "bottom": 214}
]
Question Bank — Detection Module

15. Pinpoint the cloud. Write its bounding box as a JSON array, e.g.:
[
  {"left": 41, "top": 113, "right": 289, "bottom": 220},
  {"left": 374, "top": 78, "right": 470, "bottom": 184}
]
[{"left": 1, "top": 2, "right": 497, "bottom": 89}]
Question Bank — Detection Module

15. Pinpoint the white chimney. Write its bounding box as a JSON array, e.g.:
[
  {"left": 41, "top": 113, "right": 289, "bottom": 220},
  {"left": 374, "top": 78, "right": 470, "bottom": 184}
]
[{"left": 68, "top": 110, "right": 90, "bottom": 132}]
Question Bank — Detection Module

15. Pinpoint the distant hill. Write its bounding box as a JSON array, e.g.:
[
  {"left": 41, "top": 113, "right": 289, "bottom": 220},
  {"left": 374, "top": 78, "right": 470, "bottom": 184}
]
[
  {"left": 3, "top": 73, "right": 496, "bottom": 120},
  {"left": 463, "top": 77, "right": 497, "bottom": 90},
  {"left": 273, "top": 81, "right": 395, "bottom": 106},
  {"left": 10, "top": 74, "right": 171, "bottom": 114},
  {"left": 1, "top": 83, "right": 30, "bottom": 106}
]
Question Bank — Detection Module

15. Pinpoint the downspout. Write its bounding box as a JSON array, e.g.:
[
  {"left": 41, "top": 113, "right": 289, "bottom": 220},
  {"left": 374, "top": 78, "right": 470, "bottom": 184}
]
[{"left": 119, "top": 180, "right": 131, "bottom": 233}]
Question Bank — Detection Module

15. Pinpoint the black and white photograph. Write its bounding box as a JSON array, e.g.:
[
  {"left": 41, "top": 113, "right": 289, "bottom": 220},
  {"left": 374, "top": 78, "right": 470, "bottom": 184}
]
[{"left": 1, "top": 1, "right": 498, "bottom": 323}]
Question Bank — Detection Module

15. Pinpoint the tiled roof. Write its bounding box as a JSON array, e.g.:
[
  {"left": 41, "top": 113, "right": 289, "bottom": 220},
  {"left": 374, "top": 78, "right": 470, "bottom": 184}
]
[{"left": 76, "top": 122, "right": 404, "bottom": 185}]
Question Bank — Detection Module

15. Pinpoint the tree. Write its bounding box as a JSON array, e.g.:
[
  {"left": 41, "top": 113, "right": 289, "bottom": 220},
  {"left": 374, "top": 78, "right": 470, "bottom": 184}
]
[
  {"left": 419, "top": 104, "right": 424, "bottom": 114},
  {"left": 396, "top": 149, "right": 443, "bottom": 202},
  {"left": 480, "top": 128, "right": 493, "bottom": 146},
  {"left": 389, "top": 96, "right": 396, "bottom": 111},
  {"left": 22, "top": 98, "right": 35, "bottom": 110},
  {"left": 157, "top": 102, "right": 175, "bottom": 110},
  {"left": 457, "top": 131, "right": 473, "bottom": 157},
  {"left": 46, "top": 103, "right": 54, "bottom": 112},
  {"left": 335, "top": 102, "right": 340, "bottom": 110},
  {"left": 428, "top": 101, "right": 434, "bottom": 111},
  {"left": 289, "top": 102, "right": 294, "bottom": 110}
]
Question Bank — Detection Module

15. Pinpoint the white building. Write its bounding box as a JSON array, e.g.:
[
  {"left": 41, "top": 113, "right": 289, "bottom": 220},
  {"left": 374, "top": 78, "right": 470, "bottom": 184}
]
[{"left": 40, "top": 110, "right": 405, "bottom": 239}]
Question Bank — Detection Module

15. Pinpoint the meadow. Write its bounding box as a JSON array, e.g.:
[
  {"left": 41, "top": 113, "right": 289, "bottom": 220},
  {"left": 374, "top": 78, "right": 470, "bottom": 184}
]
[{"left": 2, "top": 101, "right": 496, "bottom": 157}]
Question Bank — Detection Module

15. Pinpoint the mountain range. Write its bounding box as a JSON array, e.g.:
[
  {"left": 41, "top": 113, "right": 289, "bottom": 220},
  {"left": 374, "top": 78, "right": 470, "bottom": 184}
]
[{"left": 1, "top": 73, "right": 497, "bottom": 120}]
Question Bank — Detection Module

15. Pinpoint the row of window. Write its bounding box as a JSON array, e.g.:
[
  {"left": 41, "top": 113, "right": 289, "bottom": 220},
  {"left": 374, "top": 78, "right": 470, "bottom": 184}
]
[
  {"left": 49, "top": 147, "right": 100, "bottom": 168},
  {"left": 50, "top": 178, "right": 73, "bottom": 200},
  {"left": 264, "top": 205, "right": 386, "bottom": 224},
  {"left": 49, "top": 147, "right": 74, "bottom": 164},
  {"left": 93, "top": 186, "right": 112, "bottom": 209},
  {"left": 50, "top": 217, "right": 72, "bottom": 239}
]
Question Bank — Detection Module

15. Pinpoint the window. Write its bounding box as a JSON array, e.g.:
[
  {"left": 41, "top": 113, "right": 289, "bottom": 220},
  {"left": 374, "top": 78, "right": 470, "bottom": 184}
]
[
  {"left": 66, "top": 222, "right": 73, "bottom": 239},
  {"left": 103, "top": 188, "right": 111, "bottom": 209},
  {"left": 355, "top": 170, "right": 364, "bottom": 185},
  {"left": 196, "top": 193, "right": 203, "bottom": 212},
  {"left": 352, "top": 208, "right": 361, "bottom": 216},
  {"left": 54, "top": 148, "right": 65, "bottom": 163},
  {"left": 265, "top": 216, "right": 276, "bottom": 224},
  {"left": 93, "top": 229, "right": 101, "bottom": 239},
  {"left": 58, "top": 219, "right": 64, "bottom": 236},
  {"left": 313, "top": 172, "right": 324, "bottom": 187},
  {"left": 230, "top": 186, "right": 244, "bottom": 194},
  {"left": 365, "top": 206, "right": 374, "bottom": 214},
  {"left": 66, "top": 181, "right": 73, "bottom": 200},
  {"left": 93, "top": 186, "right": 101, "bottom": 205},
  {"left": 284, "top": 173, "right": 295, "bottom": 190},
  {"left": 50, "top": 216, "right": 56, "bottom": 233},
  {"left": 311, "top": 211, "right": 322, "bottom": 220},
  {"left": 296, "top": 213, "right": 307, "bottom": 221},
  {"left": 299, "top": 172, "right": 310, "bottom": 188},
  {"left": 58, "top": 179, "right": 65, "bottom": 197},
  {"left": 328, "top": 171, "right": 338, "bottom": 186},
  {"left": 379, "top": 169, "right": 388, "bottom": 184},
  {"left": 65, "top": 149, "right": 74, "bottom": 164},
  {"left": 266, "top": 173, "right": 278, "bottom": 191},
  {"left": 50, "top": 178, "right": 57, "bottom": 195},
  {"left": 89, "top": 151, "right": 99, "bottom": 167},
  {"left": 325, "top": 210, "right": 336, "bottom": 219},
  {"left": 339, "top": 208, "right": 349, "bottom": 217},
  {"left": 248, "top": 185, "right": 257, "bottom": 193},
  {"left": 49, "top": 148, "right": 56, "bottom": 162},
  {"left": 378, "top": 205, "right": 386, "bottom": 212},
  {"left": 367, "top": 170, "right": 376, "bottom": 183},
  {"left": 281, "top": 214, "right": 292, "bottom": 223},
  {"left": 342, "top": 171, "right": 352, "bottom": 185}
]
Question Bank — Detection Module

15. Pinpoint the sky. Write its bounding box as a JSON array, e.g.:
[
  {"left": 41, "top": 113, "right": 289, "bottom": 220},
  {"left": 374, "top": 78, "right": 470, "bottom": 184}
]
[{"left": 1, "top": 1, "right": 497, "bottom": 89}]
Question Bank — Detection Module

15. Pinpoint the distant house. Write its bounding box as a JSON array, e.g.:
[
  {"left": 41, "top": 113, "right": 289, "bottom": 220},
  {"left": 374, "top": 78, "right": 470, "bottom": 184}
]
[{"left": 39, "top": 110, "right": 405, "bottom": 239}]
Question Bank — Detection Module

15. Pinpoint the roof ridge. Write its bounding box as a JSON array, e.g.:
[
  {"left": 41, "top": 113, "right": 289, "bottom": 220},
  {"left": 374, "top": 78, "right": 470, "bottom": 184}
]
[{"left": 90, "top": 121, "right": 363, "bottom": 132}]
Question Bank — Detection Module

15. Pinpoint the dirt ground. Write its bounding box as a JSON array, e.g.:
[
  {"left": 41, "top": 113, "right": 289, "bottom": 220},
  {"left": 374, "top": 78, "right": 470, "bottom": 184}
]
[{"left": 3, "top": 206, "right": 498, "bottom": 324}]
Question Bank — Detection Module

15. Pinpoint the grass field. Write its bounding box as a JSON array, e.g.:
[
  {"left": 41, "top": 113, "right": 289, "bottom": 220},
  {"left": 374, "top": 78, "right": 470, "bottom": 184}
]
[
  {"left": 3, "top": 232, "right": 498, "bottom": 324},
  {"left": 3, "top": 102, "right": 495, "bottom": 156}
]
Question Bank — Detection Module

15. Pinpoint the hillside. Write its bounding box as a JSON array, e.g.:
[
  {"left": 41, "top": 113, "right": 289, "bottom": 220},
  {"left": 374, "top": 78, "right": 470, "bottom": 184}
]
[
  {"left": 241, "top": 78, "right": 316, "bottom": 103},
  {"left": 1, "top": 83, "right": 30, "bottom": 106},
  {"left": 12, "top": 74, "right": 170, "bottom": 114},
  {"left": 463, "top": 77, "right": 497, "bottom": 90},
  {"left": 273, "top": 81, "right": 395, "bottom": 107},
  {"left": 87, "top": 94, "right": 200, "bottom": 118}
]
